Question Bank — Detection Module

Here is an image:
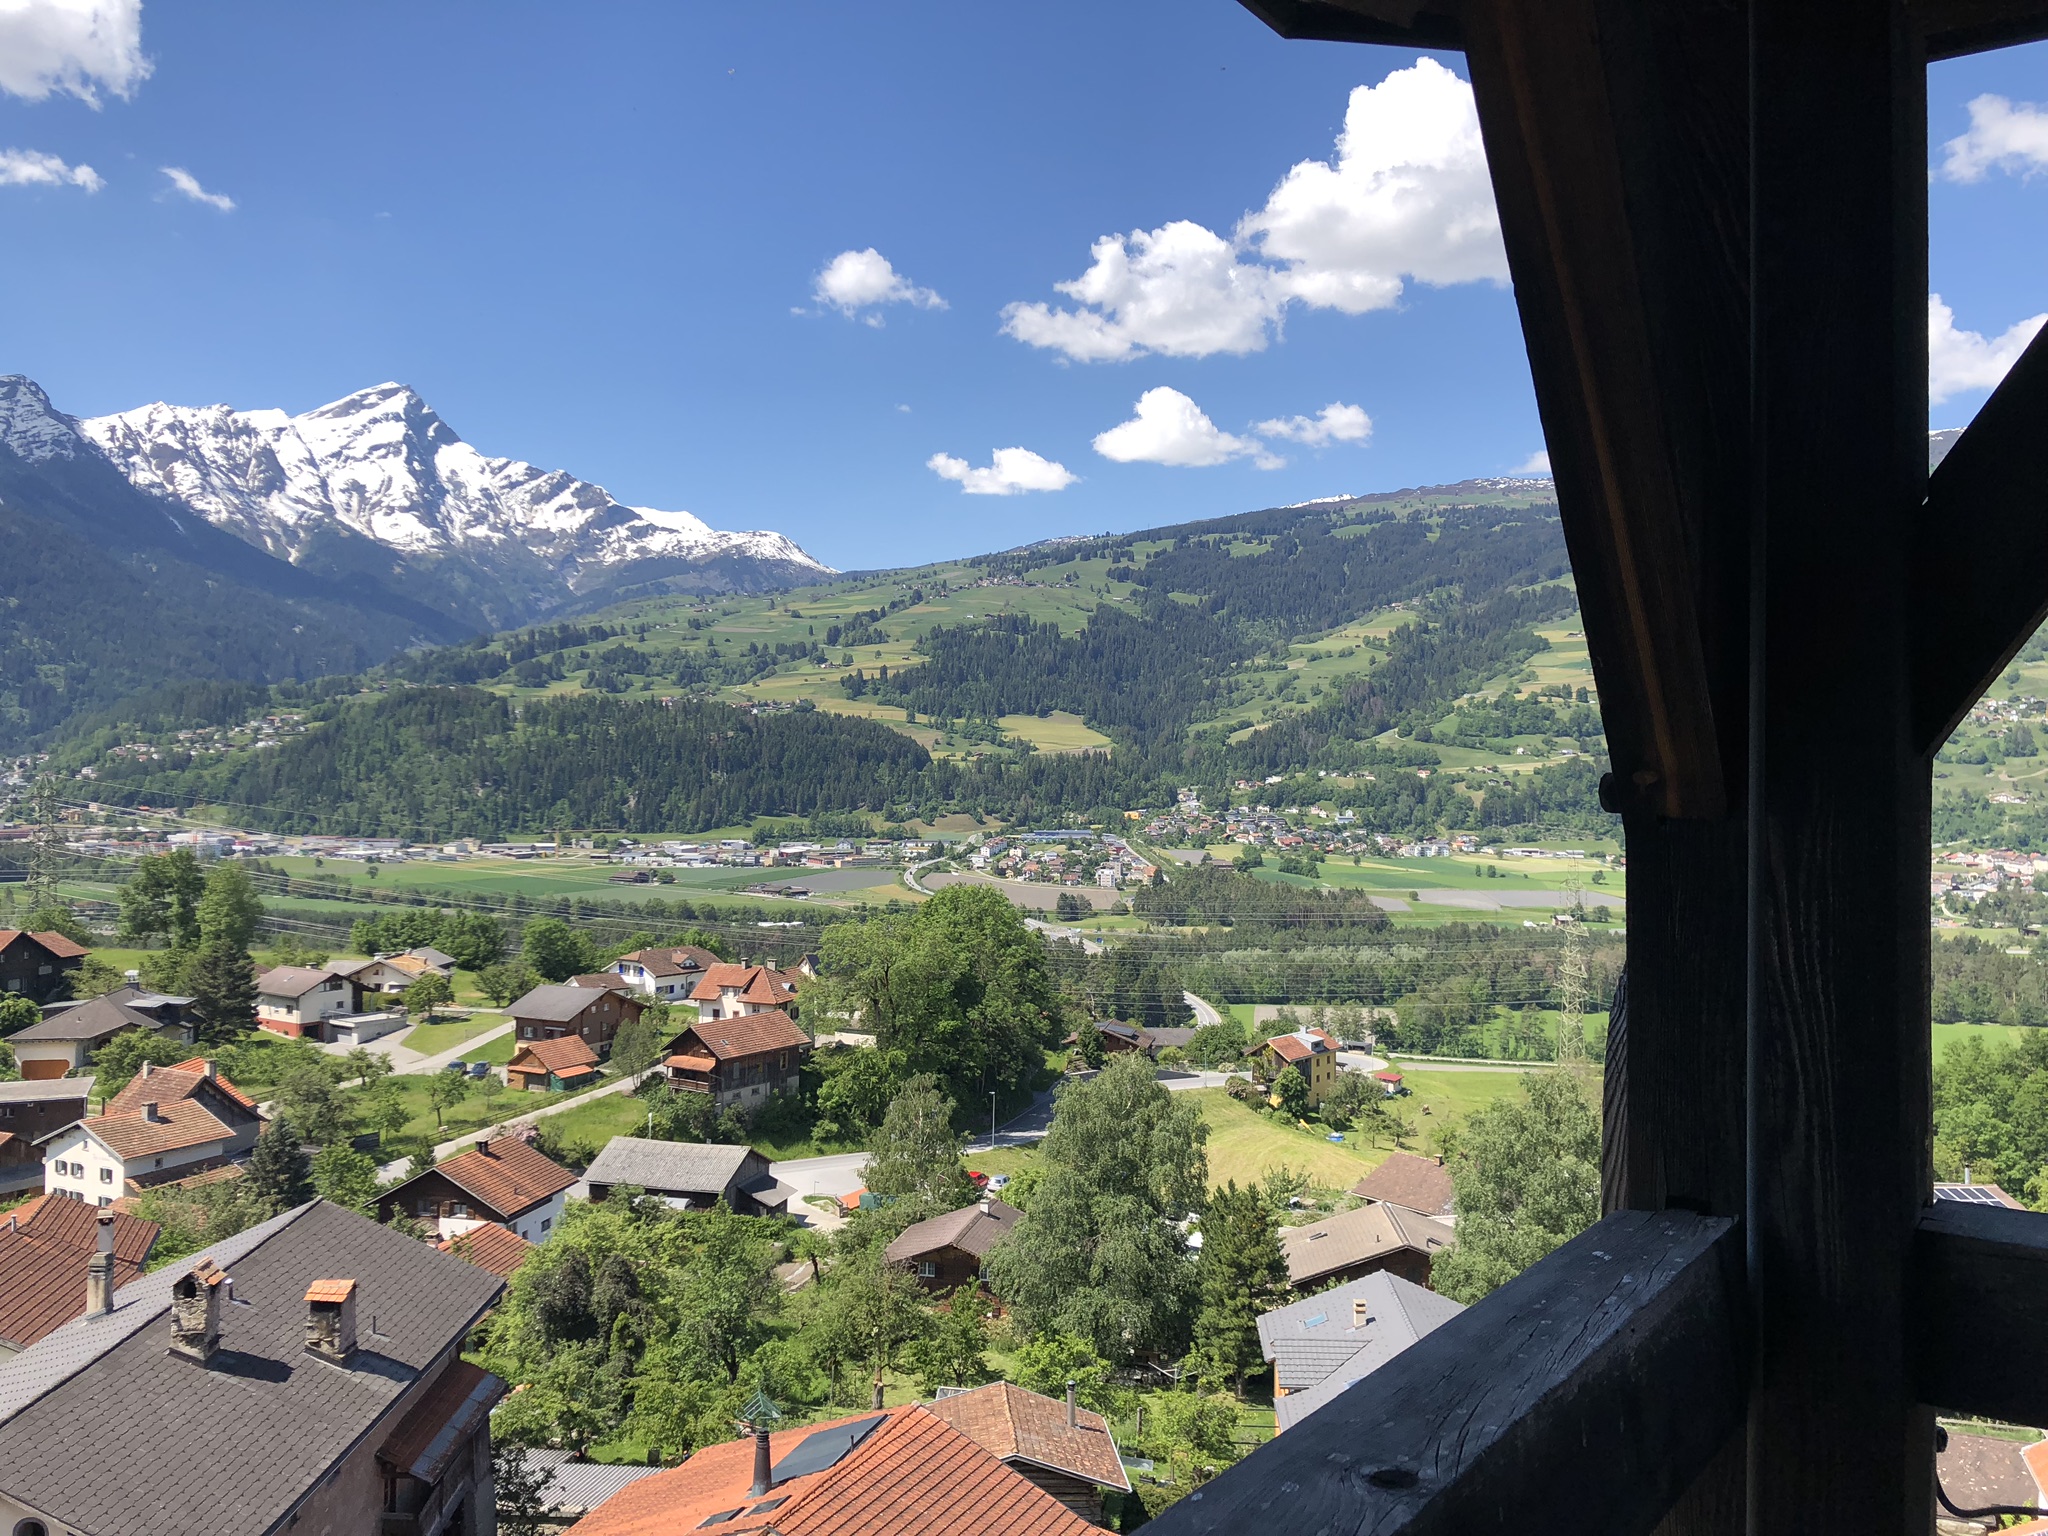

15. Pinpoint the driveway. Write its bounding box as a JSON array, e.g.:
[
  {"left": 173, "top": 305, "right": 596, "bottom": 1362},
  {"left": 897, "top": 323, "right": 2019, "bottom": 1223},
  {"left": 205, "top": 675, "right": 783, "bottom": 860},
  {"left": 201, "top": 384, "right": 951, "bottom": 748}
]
[{"left": 318, "top": 1017, "right": 516, "bottom": 1077}]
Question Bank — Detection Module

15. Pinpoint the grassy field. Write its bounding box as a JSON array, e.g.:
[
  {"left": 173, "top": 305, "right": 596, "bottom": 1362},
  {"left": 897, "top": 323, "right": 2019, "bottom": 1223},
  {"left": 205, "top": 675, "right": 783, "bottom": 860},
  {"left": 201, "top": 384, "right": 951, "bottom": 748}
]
[
  {"left": 1933, "top": 1022, "right": 2035, "bottom": 1060},
  {"left": 395, "top": 1012, "right": 508, "bottom": 1056},
  {"left": 1193, "top": 1090, "right": 1383, "bottom": 1189}
]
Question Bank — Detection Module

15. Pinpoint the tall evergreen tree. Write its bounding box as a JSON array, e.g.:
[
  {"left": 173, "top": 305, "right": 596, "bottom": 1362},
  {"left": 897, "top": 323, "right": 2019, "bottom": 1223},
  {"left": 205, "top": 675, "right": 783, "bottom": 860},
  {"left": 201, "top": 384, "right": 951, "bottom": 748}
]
[
  {"left": 187, "top": 942, "right": 257, "bottom": 1044},
  {"left": 1190, "top": 1180, "right": 1289, "bottom": 1394},
  {"left": 248, "top": 1116, "right": 313, "bottom": 1214},
  {"left": 196, "top": 861, "right": 264, "bottom": 951}
]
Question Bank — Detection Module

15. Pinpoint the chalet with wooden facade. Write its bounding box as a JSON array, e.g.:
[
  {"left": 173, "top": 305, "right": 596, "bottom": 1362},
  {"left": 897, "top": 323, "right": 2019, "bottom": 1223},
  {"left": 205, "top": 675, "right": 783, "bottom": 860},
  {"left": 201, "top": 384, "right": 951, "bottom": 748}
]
[
  {"left": 509, "top": 980, "right": 644, "bottom": 1059},
  {"left": 7, "top": 990, "right": 195, "bottom": 1081},
  {"left": 883, "top": 1196, "right": 1021, "bottom": 1291},
  {"left": 0, "top": 929, "right": 88, "bottom": 1003},
  {"left": 1278, "top": 1200, "right": 1455, "bottom": 1291},
  {"left": 925, "top": 1380, "right": 1132, "bottom": 1526},
  {"left": 0, "top": 1200, "right": 507, "bottom": 1536},
  {"left": 660, "top": 1008, "right": 808, "bottom": 1108},
  {"left": 504, "top": 1034, "right": 603, "bottom": 1093},
  {"left": 375, "top": 1134, "right": 577, "bottom": 1243},
  {"left": 0, "top": 1078, "right": 93, "bottom": 1195}
]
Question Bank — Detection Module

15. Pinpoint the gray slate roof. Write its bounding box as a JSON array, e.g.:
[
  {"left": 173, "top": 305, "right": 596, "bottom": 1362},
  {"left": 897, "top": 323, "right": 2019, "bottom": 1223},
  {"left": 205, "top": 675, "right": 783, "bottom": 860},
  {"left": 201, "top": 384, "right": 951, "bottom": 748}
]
[
  {"left": 0, "top": 1199, "right": 504, "bottom": 1536},
  {"left": 1257, "top": 1271, "right": 1465, "bottom": 1430},
  {"left": 509, "top": 983, "right": 610, "bottom": 1023},
  {"left": 0, "top": 1077, "right": 90, "bottom": 1103},
  {"left": 583, "top": 1136, "right": 759, "bottom": 1194},
  {"left": 9, "top": 994, "right": 177, "bottom": 1043}
]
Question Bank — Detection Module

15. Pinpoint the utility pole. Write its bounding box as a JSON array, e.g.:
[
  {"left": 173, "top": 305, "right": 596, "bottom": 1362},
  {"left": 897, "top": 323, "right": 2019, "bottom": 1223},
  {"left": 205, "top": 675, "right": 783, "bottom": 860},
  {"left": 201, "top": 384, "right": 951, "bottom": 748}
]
[
  {"left": 26, "top": 774, "right": 63, "bottom": 910},
  {"left": 1555, "top": 879, "right": 1589, "bottom": 1066}
]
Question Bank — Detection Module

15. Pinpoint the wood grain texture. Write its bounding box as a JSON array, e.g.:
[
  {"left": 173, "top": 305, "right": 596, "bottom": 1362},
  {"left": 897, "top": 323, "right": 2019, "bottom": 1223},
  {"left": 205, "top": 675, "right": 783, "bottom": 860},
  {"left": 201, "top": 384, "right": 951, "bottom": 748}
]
[
  {"left": 1911, "top": 322, "right": 2048, "bottom": 752},
  {"left": 1912, "top": 1202, "right": 2048, "bottom": 1426},
  {"left": 1914, "top": 0, "right": 2048, "bottom": 56},
  {"left": 1142, "top": 1211, "right": 1745, "bottom": 1536},
  {"left": 1233, "top": 0, "right": 1463, "bottom": 49},
  {"left": 1747, "top": 0, "right": 1935, "bottom": 1527}
]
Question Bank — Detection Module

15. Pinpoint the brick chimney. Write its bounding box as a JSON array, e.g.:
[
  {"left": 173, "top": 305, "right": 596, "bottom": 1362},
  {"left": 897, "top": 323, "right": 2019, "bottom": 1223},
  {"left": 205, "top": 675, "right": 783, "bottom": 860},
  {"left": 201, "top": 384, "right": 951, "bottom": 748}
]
[
  {"left": 85, "top": 1210, "right": 116, "bottom": 1317},
  {"left": 304, "top": 1279, "right": 358, "bottom": 1363},
  {"left": 201, "top": 1060, "right": 218, "bottom": 1081},
  {"left": 168, "top": 1258, "right": 226, "bottom": 1363},
  {"left": 141, "top": 1101, "right": 164, "bottom": 1124},
  {"left": 474, "top": 1139, "right": 495, "bottom": 1158}
]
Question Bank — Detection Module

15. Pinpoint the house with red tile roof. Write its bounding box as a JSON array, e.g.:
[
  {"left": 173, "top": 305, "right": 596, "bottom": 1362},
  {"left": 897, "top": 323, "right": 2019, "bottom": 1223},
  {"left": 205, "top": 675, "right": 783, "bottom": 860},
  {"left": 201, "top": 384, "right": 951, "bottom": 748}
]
[
  {"left": 1350, "top": 1151, "right": 1457, "bottom": 1220},
  {"left": 436, "top": 1221, "right": 535, "bottom": 1279},
  {"left": 571, "top": 1403, "right": 1100, "bottom": 1536},
  {"left": 375, "top": 1134, "right": 577, "bottom": 1244},
  {"left": 0, "top": 928, "right": 88, "bottom": 1004},
  {"left": 925, "top": 1381, "right": 1132, "bottom": 1525},
  {"left": 505, "top": 1033, "right": 604, "bottom": 1093},
  {"left": 690, "top": 963, "right": 800, "bottom": 1022},
  {"left": 37, "top": 1058, "right": 264, "bottom": 1202},
  {"left": 660, "top": 1008, "right": 809, "bottom": 1110},
  {"left": 1258, "top": 1026, "right": 1341, "bottom": 1108},
  {"left": 0, "top": 1196, "right": 159, "bottom": 1354}
]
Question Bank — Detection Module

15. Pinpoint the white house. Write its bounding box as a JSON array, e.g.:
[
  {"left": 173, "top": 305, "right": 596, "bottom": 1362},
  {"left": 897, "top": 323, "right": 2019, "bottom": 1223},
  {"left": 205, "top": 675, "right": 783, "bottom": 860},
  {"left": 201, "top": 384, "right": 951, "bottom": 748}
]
[
  {"left": 607, "top": 944, "right": 721, "bottom": 1002},
  {"left": 253, "top": 965, "right": 365, "bottom": 1041},
  {"left": 40, "top": 1059, "right": 264, "bottom": 1203}
]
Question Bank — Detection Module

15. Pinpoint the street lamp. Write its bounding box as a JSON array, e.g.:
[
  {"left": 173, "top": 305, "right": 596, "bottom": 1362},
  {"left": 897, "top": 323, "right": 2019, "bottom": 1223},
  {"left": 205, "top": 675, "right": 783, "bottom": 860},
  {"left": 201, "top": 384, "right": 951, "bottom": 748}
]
[{"left": 990, "top": 1091, "right": 997, "bottom": 1152}]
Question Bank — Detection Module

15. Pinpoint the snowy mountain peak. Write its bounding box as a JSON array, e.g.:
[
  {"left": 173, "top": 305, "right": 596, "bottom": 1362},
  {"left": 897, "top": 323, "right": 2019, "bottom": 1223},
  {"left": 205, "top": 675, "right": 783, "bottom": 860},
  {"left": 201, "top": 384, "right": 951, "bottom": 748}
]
[
  {"left": 0, "top": 374, "right": 87, "bottom": 462},
  {"left": 76, "top": 383, "right": 831, "bottom": 612}
]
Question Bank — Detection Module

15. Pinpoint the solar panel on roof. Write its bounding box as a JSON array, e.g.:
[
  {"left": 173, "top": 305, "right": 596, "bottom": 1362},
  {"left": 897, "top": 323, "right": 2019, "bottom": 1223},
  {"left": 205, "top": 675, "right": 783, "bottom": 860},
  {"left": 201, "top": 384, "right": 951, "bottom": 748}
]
[
  {"left": 696, "top": 1510, "right": 743, "bottom": 1528},
  {"left": 1934, "top": 1184, "right": 2005, "bottom": 1204},
  {"left": 770, "top": 1413, "right": 887, "bottom": 1484}
]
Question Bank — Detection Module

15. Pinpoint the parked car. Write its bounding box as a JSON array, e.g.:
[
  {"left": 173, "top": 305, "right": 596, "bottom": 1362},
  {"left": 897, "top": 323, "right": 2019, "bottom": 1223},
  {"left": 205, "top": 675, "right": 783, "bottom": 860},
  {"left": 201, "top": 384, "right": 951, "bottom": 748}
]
[
  {"left": 445, "top": 1060, "right": 467, "bottom": 1073},
  {"left": 466, "top": 1062, "right": 492, "bottom": 1079}
]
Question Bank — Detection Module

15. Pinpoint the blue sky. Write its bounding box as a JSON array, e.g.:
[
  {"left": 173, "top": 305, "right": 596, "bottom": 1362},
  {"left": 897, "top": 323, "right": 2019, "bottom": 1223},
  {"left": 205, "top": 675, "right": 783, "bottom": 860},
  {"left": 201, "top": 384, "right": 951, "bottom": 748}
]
[{"left": 2, "top": 3, "right": 2044, "bottom": 571}]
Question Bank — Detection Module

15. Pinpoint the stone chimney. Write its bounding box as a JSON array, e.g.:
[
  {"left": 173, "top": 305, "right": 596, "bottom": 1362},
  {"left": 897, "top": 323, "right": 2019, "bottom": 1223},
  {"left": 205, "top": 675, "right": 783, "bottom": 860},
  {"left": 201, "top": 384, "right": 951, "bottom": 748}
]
[
  {"left": 749, "top": 1425, "right": 773, "bottom": 1498},
  {"left": 304, "top": 1279, "right": 358, "bottom": 1363},
  {"left": 1066, "top": 1380, "right": 1078, "bottom": 1428},
  {"left": 168, "top": 1258, "right": 226, "bottom": 1363},
  {"left": 85, "top": 1210, "right": 116, "bottom": 1317},
  {"left": 978, "top": 1196, "right": 992, "bottom": 1217},
  {"left": 141, "top": 1101, "right": 164, "bottom": 1124}
]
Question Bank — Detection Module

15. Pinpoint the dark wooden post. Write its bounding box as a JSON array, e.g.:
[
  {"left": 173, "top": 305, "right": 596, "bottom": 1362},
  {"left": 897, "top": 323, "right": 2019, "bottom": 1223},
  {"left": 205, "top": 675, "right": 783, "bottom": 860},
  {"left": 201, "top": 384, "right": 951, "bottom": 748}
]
[{"left": 1746, "top": 0, "right": 1934, "bottom": 1528}]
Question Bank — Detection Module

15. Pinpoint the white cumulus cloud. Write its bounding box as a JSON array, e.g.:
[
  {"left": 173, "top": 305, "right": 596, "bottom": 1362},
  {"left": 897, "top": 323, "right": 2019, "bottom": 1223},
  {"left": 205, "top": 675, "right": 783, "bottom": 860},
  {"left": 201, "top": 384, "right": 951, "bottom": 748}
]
[
  {"left": 1511, "top": 450, "right": 1552, "bottom": 475},
  {"left": 1939, "top": 94, "right": 2048, "bottom": 182},
  {"left": 813, "top": 248, "right": 946, "bottom": 322},
  {"left": 1002, "top": 221, "right": 1283, "bottom": 362},
  {"left": 1094, "top": 387, "right": 1266, "bottom": 468},
  {"left": 0, "top": 146, "right": 102, "bottom": 190},
  {"left": 0, "top": 0, "right": 148, "bottom": 105},
  {"left": 1003, "top": 58, "right": 1503, "bottom": 363},
  {"left": 160, "top": 165, "right": 233, "bottom": 210},
  {"left": 1929, "top": 294, "right": 2045, "bottom": 405},
  {"left": 1254, "top": 401, "right": 1372, "bottom": 446},
  {"left": 927, "top": 447, "right": 1075, "bottom": 496}
]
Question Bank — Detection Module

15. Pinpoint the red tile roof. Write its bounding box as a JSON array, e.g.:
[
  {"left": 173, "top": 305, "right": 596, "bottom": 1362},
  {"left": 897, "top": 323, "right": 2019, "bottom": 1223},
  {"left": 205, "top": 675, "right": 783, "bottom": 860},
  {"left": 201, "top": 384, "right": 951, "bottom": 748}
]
[
  {"left": 379, "top": 1360, "right": 506, "bottom": 1482},
  {"left": 924, "top": 1381, "right": 1131, "bottom": 1493},
  {"left": 437, "top": 1221, "right": 536, "bottom": 1278},
  {"left": 508, "top": 1035, "right": 602, "bottom": 1076},
  {"left": 572, "top": 1405, "right": 1100, "bottom": 1536},
  {"left": 80, "top": 1097, "right": 241, "bottom": 1161},
  {"left": 0, "top": 1195, "right": 159, "bottom": 1349},
  {"left": 1265, "top": 1027, "right": 1339, "bottom": 1063},
  {"left": 304, "top": 1277, "right": 357, "bottom": 1303},
  {"left": 673, "top": 1009, "right": 808, "bottom": 1062},
  {"left": 689, "top": 964, "right": 798, "bottom": 1008},
  {"left": 0, "top": 929, "right": 91, "bottom": 959},
  {"left": 103, "top": 1058, "right": 257, "bottom": 1116},
  {"left": 1351, "top": 1151, "right": 1456, "bottom": 1218},
  {"left": 425, "top": 1136, "right": 578, "bottom": 1220}
]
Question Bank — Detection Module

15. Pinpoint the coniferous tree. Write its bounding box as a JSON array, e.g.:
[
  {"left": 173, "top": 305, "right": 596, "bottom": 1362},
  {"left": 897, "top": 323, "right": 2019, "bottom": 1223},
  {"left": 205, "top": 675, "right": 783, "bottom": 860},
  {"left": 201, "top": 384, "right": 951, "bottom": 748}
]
[
  {"left": 187, "top": 942, "right": 258, "bottom": 1044},
  {"left": 1190, "top": 1180, "right": 1289, "bottom": 1394},
  {"left": 248, "top": 1116, "right": 313, "bottom": 1214}
]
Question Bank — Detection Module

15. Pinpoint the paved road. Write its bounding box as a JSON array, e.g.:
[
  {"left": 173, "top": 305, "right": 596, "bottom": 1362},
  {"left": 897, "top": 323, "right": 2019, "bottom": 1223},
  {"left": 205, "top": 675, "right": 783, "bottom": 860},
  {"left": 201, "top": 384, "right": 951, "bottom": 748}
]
[
  {"left": 318, "top": 1017, "right": 516, "bottom": 1077},
  {"left": 1183, "top": 992, "right": 1222, "bottom": 1028}
]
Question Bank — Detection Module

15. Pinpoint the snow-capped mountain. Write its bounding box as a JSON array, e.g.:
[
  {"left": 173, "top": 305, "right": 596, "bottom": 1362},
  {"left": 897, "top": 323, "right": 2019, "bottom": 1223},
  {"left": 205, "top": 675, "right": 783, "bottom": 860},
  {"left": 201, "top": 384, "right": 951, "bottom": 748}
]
[{"left": 72, "top": 382, "right": 831, "bottom": 625}]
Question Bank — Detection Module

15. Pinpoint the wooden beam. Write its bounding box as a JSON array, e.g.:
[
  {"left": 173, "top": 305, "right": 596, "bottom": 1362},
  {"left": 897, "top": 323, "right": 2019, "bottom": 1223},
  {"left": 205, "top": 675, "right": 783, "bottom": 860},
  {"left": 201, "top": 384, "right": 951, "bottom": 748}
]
[
  {"left": 1747, "top": 0, "right": 1935, "bottom": 1527},
  {"left": 1912, "top": 1201, "right": 2048, "bottom": 1427},
  {"left": 1234, "top": 0, "right": 1462, "bottom": 49},
  {"left": 1916, "top": 0, "right": 2048, "bottom": 58},
  {"left": 1460, "top": 0, "right": 1731, "bottom": 820},
  {"left": 1910, "top": 320, "right": 2048, "bottom": 753},
  {"left": 1141, "top": 1211, "right": 1744, "bottom": 1536}
]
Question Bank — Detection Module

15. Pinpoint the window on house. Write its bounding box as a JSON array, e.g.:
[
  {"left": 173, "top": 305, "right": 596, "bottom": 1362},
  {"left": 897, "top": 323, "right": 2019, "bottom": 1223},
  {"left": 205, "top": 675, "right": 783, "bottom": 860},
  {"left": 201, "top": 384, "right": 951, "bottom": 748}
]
[
  {"left": 918, "top": 1262, "right": 937, "bottom": 1278},
  {"left": 155, "top": 1157, "right": 164, "bottom": 1168},
  {"left": 541, "top": 1217, "right": 552, "bottom": 1232},
  {"left": 100, "top": 1167, "right": 112, "bottom": 1183},
  {"left": 16, "top": 1516, "right": 52, "bottom": 1536},
  {"left": 96, "top": 1195, "right": 110, "bottom": 1208}
]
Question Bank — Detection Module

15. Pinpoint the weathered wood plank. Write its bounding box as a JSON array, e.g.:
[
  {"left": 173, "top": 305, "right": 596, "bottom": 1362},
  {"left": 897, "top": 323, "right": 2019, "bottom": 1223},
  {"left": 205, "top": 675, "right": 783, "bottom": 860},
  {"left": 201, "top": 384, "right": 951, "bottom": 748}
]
[
  {"left": 1233, "top": 0, "right": 1462, "bottom": 49},
  {"left": 1912, "top": 1202, "right": 2048, "bottom": 1427},
  {"left": 1747, "top": 0, "right": 1936, "bottom": 1527},
  {"left": 1911, "top": 321, "right": 2048, "bottom": 752},
  {"left": 1142, "top": 1211, "right": 1744, "bottom": 1536},
  {"left": 1460, "top": 0, "right": 1729, "bottom": 821},
  {"left": 1916, "top": 0, "right": 2048, "bottom": 57}
]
